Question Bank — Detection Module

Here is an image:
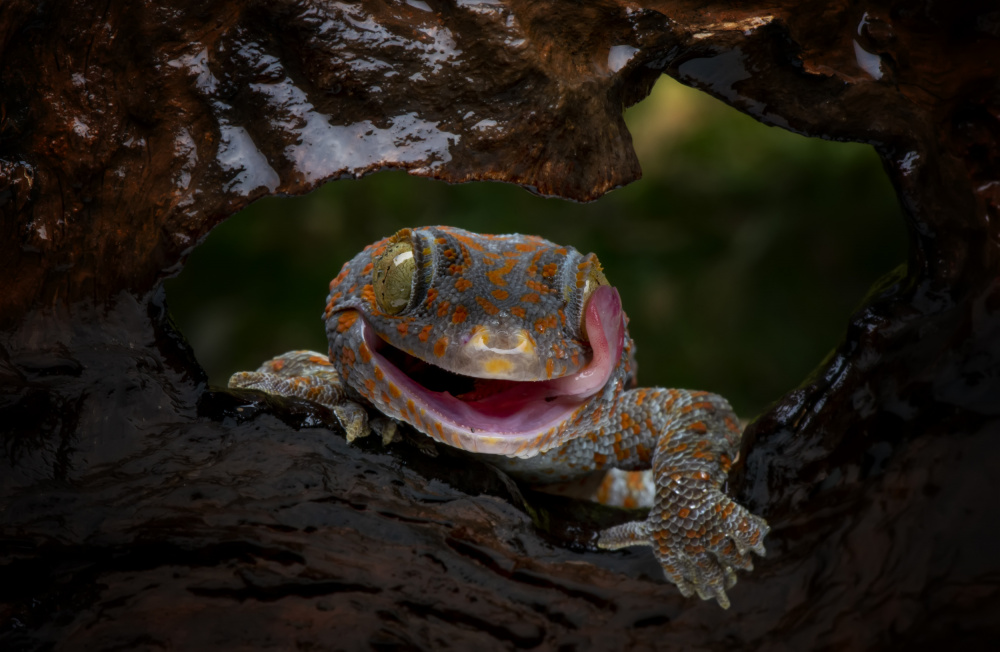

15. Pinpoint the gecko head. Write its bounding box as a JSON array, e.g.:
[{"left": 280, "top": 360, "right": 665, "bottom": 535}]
[{"left": 325, "top": 227, "right": 627, "bottom": 456}]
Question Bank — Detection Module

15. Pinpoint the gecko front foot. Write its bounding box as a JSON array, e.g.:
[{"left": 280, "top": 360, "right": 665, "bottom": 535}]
[
  {"left": 598, "top": 482, "right": 769, "bottom": 609},
  {"left": 228, "top": 350, "right": 372, "bottom": 442}
]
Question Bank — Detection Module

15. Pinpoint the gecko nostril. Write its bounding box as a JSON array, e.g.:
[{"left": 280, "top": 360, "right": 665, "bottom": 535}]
[{"left": 468, "top": 327, "right": 533, "bottom": 354}]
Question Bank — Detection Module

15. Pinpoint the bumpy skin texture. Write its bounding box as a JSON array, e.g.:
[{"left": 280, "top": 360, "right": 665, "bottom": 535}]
[{"left": 230, "top": 226, "right": 769, "bottom": 608}]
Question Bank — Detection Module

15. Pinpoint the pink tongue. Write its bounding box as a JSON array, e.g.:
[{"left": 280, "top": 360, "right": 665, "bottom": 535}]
[{"left": 543, "top": 285, "right": 624, "bottom": 398}]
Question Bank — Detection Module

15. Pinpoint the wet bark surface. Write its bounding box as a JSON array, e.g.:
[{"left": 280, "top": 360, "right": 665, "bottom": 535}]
[{"left": 2, "top": 0, "right": 999, "bottom": 650}]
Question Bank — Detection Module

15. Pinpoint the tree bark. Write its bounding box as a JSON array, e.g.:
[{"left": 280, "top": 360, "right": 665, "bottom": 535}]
[{"left": 2, "top": 1, "right": 999, "bottom": 649}]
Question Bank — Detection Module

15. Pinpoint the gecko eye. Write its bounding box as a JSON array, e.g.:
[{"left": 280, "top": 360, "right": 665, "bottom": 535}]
[
  {"left": 373, "top": 239, "right": 416, "bottom": 315},
  {"left": 580, "top": 256, "right": 609, "bottom": 342}
]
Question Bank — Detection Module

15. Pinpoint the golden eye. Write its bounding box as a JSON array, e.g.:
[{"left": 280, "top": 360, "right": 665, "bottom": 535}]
[
  {"left": 373, "top": 238, "right": 416, "bottom": 315},
  {"left": 580, "top": 255, "right": 609, "bottom": 342}
]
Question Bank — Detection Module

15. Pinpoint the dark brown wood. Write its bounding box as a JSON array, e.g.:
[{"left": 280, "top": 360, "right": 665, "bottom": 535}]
[{"left": 2, "top": 1, "right": 999, "bottom": 649}]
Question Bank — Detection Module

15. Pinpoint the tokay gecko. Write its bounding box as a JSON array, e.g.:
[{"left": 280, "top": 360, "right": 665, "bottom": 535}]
[{"left": 229, "top": 226, "right": 769, "bottom": 608}]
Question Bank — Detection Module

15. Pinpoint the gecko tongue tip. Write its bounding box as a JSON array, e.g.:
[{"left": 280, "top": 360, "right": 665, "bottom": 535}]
[
  {"left": 588, "top": 285, "right": 623, "bottom": 355},
  {"left": 552, "top": 285, "right": 623, "bottom": 397}
]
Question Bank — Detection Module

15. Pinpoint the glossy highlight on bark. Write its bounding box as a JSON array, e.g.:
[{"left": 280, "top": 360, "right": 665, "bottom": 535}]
[{"left": 2, "top": 0, "right": 1000, "bottom": 649}]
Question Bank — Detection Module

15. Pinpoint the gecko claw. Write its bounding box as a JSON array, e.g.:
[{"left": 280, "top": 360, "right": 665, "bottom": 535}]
[
  {"left": 333, "top": 402, "right": 370, "bottom": 442},
  {"left": 371, "top": 417, "right": 399, "bottom": 446}
]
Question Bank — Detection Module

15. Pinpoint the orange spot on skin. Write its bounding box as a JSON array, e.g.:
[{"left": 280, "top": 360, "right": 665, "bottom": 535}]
[
  {"left": 491, "top": 289, "right": 509, "bottom": 300},
  {"left": 330, "top": 267, "right": 350, "bottom": 288},
  {"left": 397, "top": 322, "right": 409, "bottom": 336},
  {"left": 635, "top": 389, "right": 647, "bottom": 406},
  {"left": 542, "top": 263, "right": 558, "bottom": 278},
  {"left": 520, "top": 293, "right": 540, "bottom": 303},
  {"left": 271, "top": 359, "right": 286, "bottom": 371},
  {"left": 358, "top": 342, "right": 372, "bottom": 364},
  {"left": 487, "top": 259, "right": 517, "bottom": 286},
  {"left": 425, "top": 287, "right": 439, "bottom": 305},
  {"left": 407, "top": 399, "right": 416, "bottom": 415},
  {"left": 437, "top": 300, "right": 451, "bottom": 317},
  {"left": 455, "top": 278, "right": 473, "bottom": 292},
  {"left": 545, "top": 358, "right": 555, "bottom": 379},
  {"left": 337, "top": 311, "right": 359, "bottom": 333},
  {"left": 362, "top": 262, "right": 374, "bottom": 275},
  {"left": 389, "top": 383, "right": 401, "bottom": 399},
  {"left": 593, "top": 453, "right": 607, "bottom": 466},
  {"left": 448, "top": 230, "right": 485, "bottom": 252},
  {"left": 511, "top": 306, "right": 526, "bottom": 318},
  {"left": 591, "top": 406, "right": 603, "bottom": 424},
  {"left": 475, "top": 296, "right": 500, "bottom": 316},
  {"left": 365, "top": 379, "right": 376, "bottom": 394},
  {"left": 381, "top": 391, "right": 391, "bottom": 404},
  {"left": 533, "top": 314, "right": 558, "bottom": 333},
  {"left": 571, "top": 352, "right": 580, "bottom": 367},
  {"left": 515, "top": 242, "right": 537, "bottom": 252},
  {"left": 361, "top": 284, "right": 377, "bottom": 309},
  {"left": 434, "top": 337, "right": 449, "bottom": 357},
  {"left": 538, "top": 428, "right": 556, "bottom": 450},
  {"left": 525, "top": 279, "right": 549, "bottom": 294},
  {"left": 374, "top": 367, "right": 384, "bottom": 381},
  {"left": 340, "top": 346, "right": 355, "bottom": 367},
  {"left": 555, "top": 247, "right": 568, "bottom": 255},
  {"left": 452, "top": 305, "right": 468, "bottom": 324},
  {"left": 434, "top": 422, "right": 445, "bottom": 438},
  {"left": 613, "top": 435, "right": 628, "bottom": 462},
  {"left": 418, "top": 324, "right": 434, "bottom": 342}
]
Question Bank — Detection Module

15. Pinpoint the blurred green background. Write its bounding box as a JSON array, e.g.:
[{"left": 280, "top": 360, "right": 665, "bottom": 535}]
[{"left": 165, "top": 76, "right": 905, "bottom": 418}]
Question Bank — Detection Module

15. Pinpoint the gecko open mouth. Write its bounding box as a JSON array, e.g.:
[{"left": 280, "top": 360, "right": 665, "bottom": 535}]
[
  {"left": 376, "top": 344, "right": 519, "bottom": 400},
  {"left": 358, "top": 285, "right": 625, "bottom": 442}
]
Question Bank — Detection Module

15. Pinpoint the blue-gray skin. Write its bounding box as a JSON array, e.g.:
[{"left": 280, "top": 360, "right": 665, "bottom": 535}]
[{"left": 230, "top": 226, "right": 769, "bottom": 608}]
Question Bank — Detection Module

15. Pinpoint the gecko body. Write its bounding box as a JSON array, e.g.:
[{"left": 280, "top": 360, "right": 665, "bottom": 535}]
[{"left": 230, "top": 226, "right": 768, "bottom": 608}]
